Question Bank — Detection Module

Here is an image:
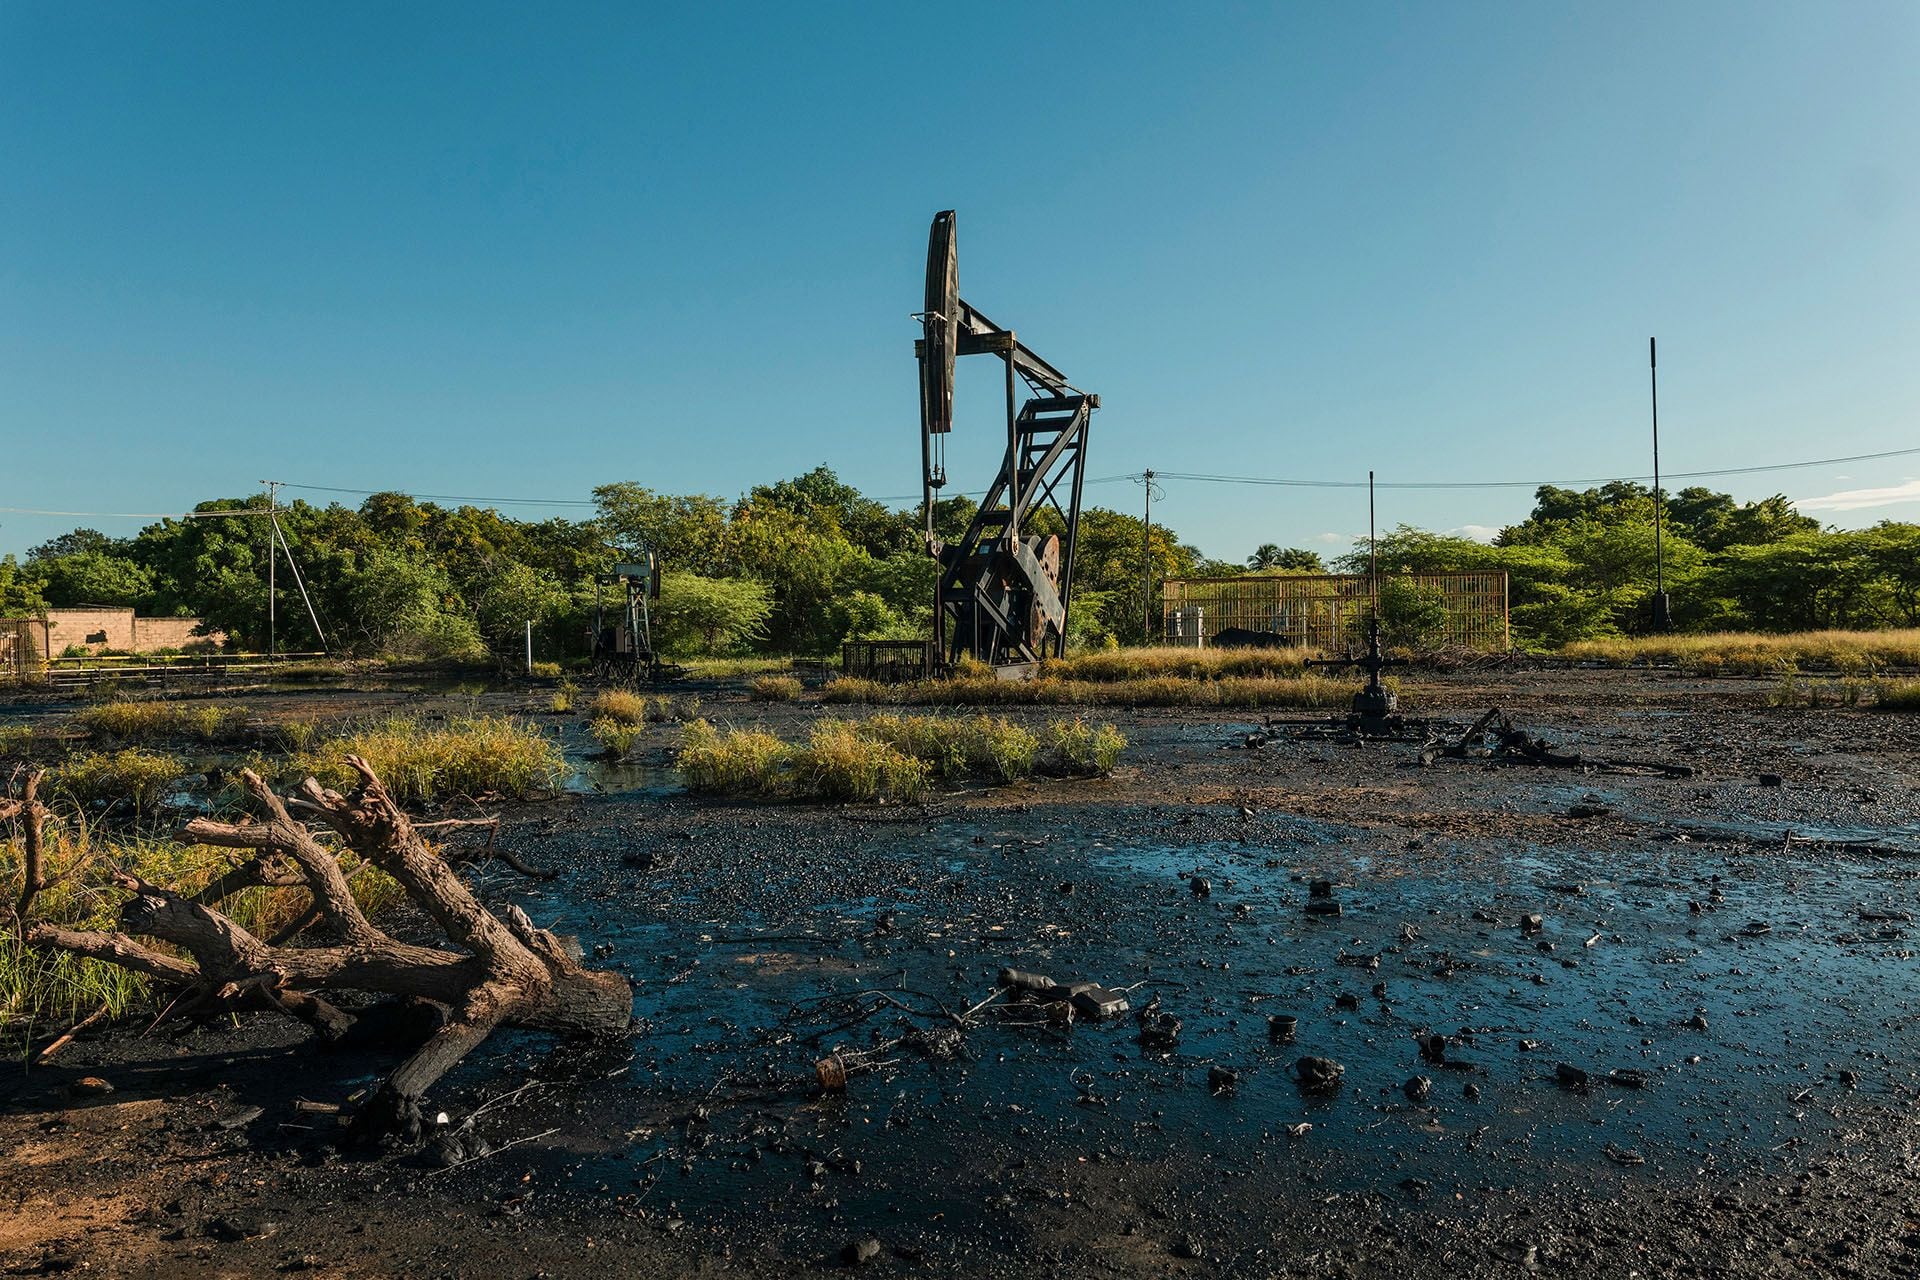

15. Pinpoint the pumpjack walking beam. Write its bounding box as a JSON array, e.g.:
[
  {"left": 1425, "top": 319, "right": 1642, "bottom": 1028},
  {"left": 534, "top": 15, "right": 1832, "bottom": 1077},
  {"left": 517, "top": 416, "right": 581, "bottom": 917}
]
[{"left": 915, "top": 210, "right": 1099, "bottom": 675}]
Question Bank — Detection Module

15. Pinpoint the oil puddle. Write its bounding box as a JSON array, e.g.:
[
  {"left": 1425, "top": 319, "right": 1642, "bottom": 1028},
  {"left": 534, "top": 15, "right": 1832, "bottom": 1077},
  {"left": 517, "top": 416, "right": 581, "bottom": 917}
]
[{"left": 453, "top": 812, "right": 1920, "bottom": 1266}]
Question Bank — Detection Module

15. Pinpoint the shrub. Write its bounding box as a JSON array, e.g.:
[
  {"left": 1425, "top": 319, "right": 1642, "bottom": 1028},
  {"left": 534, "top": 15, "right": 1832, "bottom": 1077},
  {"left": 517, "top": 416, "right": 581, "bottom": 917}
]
[
  {"left": 49, "top": 749, "right": 189, "bottom": 817},
  {"left": 749, "top": 675, "right": 802, "bottom": 702},
  {"left": 549, "top": 680, "right": 577, "bottom": 714},
  {"left": 530, "top": 660, "right": 563, "bottom": 680},
  {"left": 587, "top": 689, "right": 649, "bottom": 724},
  {"left": 589, "top": 717, "right": 646, "bottom": 758},
  {"left": 289, "top": 715, "right": 568, "bottom": 805}
]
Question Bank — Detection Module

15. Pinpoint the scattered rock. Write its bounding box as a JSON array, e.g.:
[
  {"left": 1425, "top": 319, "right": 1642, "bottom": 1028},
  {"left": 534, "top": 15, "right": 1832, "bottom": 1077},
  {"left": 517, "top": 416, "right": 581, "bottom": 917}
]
[
  {"left": 1403, "top": 1075, "right": 1433, "bottom": 1105},
  {"left": 67, "top": 1076, "right": 114, "bottom": 1099},
  {"left": 1207, "top": 1066, "right": 1240, "bottom": 1094},
  {"left": 842, "top": 1237, "right": 883, "bottom": 1266},
  {"left": 1293, "top": 1056, "right": 1345, "bottom": 1093}
]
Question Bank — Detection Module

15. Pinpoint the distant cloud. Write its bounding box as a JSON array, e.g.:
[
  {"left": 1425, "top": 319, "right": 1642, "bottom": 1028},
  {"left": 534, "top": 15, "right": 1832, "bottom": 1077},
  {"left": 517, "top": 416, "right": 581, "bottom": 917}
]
[
  {"left": 1793, "top": 479, "right": 1920, "bottom": 513},
  {"left": 1310, "top": 531, "right": 1359, "bottom": 546},
  {"left": 1445, "top": 524, "right": 1501, "bottom": 543}
]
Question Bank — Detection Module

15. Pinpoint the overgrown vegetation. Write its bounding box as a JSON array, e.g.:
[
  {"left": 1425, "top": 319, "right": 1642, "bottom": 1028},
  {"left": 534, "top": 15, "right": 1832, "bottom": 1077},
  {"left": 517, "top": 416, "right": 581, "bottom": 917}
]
[
  {"left": 75, "top": 700, "right": 250, "bottom": 743},
  {"left": 1, "top": 821, "right": 400, "bottom": 1036},
  {"left": 287, "top": 715, "right": 568, "bottom": 805},
  {"left": 676, "top": 713, "right": 1125, "bottom": 802},
  {"left": 50, "top": 749, "right": 188, "bottom": 816},
  {"left": 824, "top": 674, "right": 1368, "bottom": 709}
]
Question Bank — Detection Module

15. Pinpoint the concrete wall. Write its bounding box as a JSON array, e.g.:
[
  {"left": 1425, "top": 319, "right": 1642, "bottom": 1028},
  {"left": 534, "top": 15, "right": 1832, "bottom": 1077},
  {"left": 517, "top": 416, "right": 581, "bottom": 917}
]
[{"left": 15, "top": 608, "right": 223, "bottom": 657}]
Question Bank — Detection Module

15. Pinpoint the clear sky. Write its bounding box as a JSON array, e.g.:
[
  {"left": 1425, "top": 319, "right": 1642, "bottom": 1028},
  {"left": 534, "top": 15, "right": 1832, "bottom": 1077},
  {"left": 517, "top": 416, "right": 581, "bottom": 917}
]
[{"left": 3, "top": 2, "right": 1916, "bottom": 562}]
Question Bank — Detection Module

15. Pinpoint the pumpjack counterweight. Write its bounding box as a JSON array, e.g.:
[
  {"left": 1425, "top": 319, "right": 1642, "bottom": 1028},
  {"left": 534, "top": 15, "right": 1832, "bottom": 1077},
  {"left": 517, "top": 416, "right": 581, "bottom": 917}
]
[{"left": 916, "top": 211, "right": 1098, "bottom": 676}]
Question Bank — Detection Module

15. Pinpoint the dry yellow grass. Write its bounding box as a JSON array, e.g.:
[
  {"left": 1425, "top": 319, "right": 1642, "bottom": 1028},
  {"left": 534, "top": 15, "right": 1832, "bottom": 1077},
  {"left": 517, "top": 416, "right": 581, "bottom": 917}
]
[
  {"left": 1561, "top": 629, "right": 1920, "bottom": 675},
  {"left": 824, "top": 673, "right": 1368, "bottom": 709},
  {"left": 1039, "top": 645, "right": 1317, "bottom": 681}
]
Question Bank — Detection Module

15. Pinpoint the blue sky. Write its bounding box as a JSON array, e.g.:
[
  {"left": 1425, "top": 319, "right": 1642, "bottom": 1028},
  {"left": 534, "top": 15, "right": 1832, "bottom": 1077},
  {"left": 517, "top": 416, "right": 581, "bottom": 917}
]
[{"left": 3, "top": 2, "right": 1915, "bottom": 562}]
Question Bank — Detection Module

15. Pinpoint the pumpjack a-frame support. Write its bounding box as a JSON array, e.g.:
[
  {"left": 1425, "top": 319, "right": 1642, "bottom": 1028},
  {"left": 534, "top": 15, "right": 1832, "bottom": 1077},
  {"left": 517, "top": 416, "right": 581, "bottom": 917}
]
[{"left": 915, "top": 210, "right": 1099, "bottom": 676}]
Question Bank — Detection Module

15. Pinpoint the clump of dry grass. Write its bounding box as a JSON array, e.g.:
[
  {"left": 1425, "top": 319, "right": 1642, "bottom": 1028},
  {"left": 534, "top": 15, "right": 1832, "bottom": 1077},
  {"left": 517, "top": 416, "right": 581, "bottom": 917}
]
[
  {"left": 1562, "top": 629, "right": 1920, "bottom": 675},
  {"left": 288, "top": 715, "right": 568, "bottom": 805},
  {"left": 586, "top": 689, "right": 650, "bottom": 724},
  {"left": 1040, "top": 645, "right": 1316, "bottom": 681},
  {"left": 749, "top": 675, "right": 803, "bottom": 702},
  {"left": 75, "top": 700, "right": 250, "bottom": 743},
  {"left": 823, "top": 674, "right": 1368, "bottom": 709}
]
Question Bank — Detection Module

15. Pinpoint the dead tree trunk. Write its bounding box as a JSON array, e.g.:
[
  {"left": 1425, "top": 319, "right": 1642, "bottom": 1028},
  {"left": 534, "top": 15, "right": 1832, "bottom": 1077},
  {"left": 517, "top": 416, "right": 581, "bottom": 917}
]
[{"left": 19, "top": 756, "right": 631, "bottom": 1139}]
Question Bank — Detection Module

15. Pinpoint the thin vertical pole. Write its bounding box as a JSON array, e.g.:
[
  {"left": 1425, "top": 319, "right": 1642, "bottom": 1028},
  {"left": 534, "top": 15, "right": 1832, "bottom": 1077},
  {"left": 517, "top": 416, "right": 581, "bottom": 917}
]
[
  {"left": 1141, "top": 469, "right": 1155, "bottom": 643},
  {"left": 1368, "top": 470, "right": 1377, "bottom": 592},
  {"left": 1650, "top": 338, "right": 1670, "bottom": 630},
  {"left": 525, "top": 620, "right": 534, "bottom": 676},
  {"left": 265, "top": 480, "right": 277, "bottom": 659}
]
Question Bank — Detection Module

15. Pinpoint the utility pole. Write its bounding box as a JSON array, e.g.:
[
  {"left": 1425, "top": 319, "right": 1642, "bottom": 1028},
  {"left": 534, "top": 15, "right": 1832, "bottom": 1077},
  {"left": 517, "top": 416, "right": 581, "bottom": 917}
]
[
  {"left": 1649, "top": 338, "right": 1671, "bottom": 631},
  {"left": 1139, "top": 469, "right": 1158, "bottom": 643},
  {"left": 263, "top": 480, "right": 278, "bottom": 659}
]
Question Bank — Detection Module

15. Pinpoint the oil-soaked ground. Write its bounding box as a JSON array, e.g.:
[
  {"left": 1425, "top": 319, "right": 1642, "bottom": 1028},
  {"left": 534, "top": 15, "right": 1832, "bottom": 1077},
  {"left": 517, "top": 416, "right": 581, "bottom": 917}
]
[{"left": 4, "top": 669, "right": 1920, "bottom": 1277}]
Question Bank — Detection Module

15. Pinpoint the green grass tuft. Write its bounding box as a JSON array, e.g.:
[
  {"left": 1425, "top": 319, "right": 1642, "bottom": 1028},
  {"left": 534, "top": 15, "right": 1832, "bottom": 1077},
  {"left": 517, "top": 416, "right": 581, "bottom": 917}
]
[
  {"left": 50, "top": 749, "right": 189, "bottom": 817},
  {"left": 75, "top": 700, "right": 250, "bottom": 743},
  {"left": 675, "top": 713, "right": 1124, "bottom": 801},
  {"left": 288, "top": 714, "right": 569, "bottom": 805},
  {"left": 1871, "top": 678, "right": 1920, "bottom": 711},
  {"left": 589, "top": 717, "right": 647, "bottom": 758}
]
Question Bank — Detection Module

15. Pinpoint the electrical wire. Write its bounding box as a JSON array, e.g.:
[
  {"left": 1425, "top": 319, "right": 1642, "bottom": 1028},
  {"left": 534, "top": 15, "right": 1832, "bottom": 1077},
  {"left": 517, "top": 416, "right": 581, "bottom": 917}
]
[
  {"left": 1152, "top": 444, "right": 1920, "bottom": 492},
  {"left": 7, "top": 441, "right": 1908, "bottom": 526}
]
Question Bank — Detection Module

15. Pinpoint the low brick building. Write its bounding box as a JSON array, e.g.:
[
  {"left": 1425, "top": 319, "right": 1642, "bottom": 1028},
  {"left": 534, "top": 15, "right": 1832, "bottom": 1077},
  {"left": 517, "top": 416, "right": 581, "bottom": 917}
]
[{"left": 3, "top": 607, "right": 224, "bottom": 660}]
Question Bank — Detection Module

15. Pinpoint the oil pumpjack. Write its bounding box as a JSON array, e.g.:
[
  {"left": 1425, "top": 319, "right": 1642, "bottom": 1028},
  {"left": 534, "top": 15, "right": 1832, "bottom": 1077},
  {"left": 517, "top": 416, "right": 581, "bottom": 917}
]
[{"left": 916, "top": 211, "right": 1098, "bottom": 676}]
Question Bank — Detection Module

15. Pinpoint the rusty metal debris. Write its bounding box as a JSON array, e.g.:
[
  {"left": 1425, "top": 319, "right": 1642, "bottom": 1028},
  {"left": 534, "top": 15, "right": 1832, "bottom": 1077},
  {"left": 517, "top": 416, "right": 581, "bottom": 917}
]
[{"left": 1420, "top": 707, "right": 1695, "bottom": 778}]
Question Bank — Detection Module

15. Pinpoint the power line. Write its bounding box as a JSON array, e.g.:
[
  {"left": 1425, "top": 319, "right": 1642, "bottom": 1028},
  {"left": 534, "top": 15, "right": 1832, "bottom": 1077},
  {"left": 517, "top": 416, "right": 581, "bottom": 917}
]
[
  {"left": 6, "top": 441, "right": 1910, "bottom": 528},
  {"left": 0, "top": 506, "right": 264, "bottom": 520},
  {"left": 1153, "top": 443, "right": 1920, "bottom": 492}
]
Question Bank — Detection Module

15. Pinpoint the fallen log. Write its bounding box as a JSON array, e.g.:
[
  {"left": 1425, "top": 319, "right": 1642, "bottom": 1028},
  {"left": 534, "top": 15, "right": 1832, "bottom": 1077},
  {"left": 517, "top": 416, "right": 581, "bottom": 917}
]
[{"left": 20, "top": 755, "right": 631, "bottom": 1140}]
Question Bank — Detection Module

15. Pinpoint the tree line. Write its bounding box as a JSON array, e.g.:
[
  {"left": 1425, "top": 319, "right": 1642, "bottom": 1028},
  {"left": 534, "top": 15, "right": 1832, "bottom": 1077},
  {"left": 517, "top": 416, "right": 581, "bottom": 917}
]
[{"left": 1, "top": 468, "right": 1915, "bottom": 661}]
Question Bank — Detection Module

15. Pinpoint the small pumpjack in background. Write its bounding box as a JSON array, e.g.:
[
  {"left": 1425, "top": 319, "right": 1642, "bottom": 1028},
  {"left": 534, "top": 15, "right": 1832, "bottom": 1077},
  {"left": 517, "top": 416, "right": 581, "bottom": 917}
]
[
  {"left": 916, "top": 210, "right": 1098, "bottom": 678},
  {"left": 591, "top": 551, "right": 680, "bottom": 682}
]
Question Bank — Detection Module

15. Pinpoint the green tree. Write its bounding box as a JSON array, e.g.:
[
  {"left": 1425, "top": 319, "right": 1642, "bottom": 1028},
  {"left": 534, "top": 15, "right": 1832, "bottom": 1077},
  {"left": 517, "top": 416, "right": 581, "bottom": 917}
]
[
  {"left": 1247, "top": 544, "right": 1324, "bottom": 572},
  {"left": 655, "top": 573, "right": 773, "bottom": 655}
]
